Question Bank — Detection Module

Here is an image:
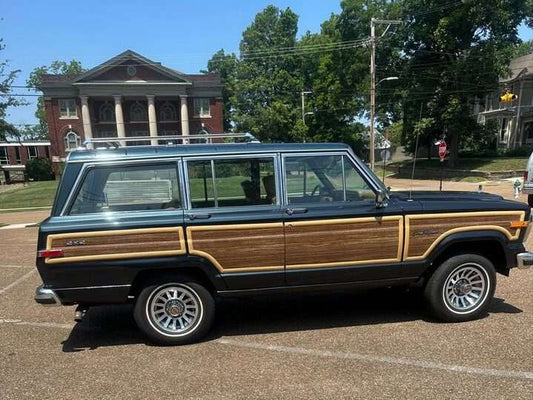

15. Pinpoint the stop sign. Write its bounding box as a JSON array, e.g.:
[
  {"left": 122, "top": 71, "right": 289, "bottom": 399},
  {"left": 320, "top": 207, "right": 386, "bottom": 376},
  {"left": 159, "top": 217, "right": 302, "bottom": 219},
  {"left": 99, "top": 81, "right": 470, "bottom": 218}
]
[{"left": 438, "top": 141, "right": 447, "bottom": 160}]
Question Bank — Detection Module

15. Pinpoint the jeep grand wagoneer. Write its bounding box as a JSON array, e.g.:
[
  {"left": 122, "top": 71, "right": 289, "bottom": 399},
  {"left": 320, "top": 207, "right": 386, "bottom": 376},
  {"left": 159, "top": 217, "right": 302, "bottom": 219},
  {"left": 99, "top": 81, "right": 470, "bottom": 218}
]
[{"left": 35, "top": 143, "right": 533, "bottom": 344}]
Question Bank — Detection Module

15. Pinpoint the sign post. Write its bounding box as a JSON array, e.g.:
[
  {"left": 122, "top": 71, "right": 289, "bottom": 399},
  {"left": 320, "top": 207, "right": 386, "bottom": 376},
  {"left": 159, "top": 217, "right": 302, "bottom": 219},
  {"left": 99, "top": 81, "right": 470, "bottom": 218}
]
[{"left": 438, "top": 140, "right": 447, "bottom": 191}]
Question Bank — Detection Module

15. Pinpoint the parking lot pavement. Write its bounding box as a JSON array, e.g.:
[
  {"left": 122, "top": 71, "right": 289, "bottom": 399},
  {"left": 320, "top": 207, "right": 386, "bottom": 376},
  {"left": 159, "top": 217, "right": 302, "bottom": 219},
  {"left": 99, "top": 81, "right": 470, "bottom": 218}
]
[
  {"left": 1, "top": 184, "right": 532, "bottom": 399},
  {"left": 0, "top": 210, "right": 50, "bottom": 226}
]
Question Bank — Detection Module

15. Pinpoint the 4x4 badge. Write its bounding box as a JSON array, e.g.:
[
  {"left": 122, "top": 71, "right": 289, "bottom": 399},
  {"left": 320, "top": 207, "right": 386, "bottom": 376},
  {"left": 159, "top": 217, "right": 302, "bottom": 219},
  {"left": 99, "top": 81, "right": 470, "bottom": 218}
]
[{"left": 65, "top": 239, "right": 87, "bottom": 246}]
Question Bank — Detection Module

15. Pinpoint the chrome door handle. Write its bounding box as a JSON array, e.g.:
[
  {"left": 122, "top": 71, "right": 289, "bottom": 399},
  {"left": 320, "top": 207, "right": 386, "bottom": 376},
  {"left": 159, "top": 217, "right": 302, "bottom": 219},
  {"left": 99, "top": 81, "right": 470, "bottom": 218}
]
[
  {"left": 187, "top": 213, "right": 211, "bottom": 220},
  {"left": 285, "top": 207, "right": 308, "bottom": 215}
]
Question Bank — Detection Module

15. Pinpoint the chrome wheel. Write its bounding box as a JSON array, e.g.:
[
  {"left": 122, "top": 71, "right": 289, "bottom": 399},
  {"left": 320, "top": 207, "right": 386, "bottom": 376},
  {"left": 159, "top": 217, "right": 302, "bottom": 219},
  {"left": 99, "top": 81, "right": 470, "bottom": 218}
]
[
  {"left": 146, "top": 284, "right": 203, "bottom": 337},
  {"left": 442, "top": 263, "right": 489, "bottom": 314}
]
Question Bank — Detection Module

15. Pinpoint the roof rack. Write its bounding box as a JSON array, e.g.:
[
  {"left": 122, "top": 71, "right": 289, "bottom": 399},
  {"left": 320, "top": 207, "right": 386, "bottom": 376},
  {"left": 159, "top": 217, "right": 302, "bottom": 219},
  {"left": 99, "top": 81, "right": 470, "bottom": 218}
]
[{"left": 82, "top": 133, "right": 260, "bottom": 149}]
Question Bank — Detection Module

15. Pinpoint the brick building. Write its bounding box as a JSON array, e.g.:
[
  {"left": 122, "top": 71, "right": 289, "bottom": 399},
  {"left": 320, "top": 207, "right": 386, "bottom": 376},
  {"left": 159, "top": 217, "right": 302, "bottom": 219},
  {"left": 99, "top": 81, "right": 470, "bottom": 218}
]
[
  {"left": 37, "top": 50, "right": 223, "bottom": 164},
  {"left": 0, "top": 140, "right": 51, "bottom": 183}
]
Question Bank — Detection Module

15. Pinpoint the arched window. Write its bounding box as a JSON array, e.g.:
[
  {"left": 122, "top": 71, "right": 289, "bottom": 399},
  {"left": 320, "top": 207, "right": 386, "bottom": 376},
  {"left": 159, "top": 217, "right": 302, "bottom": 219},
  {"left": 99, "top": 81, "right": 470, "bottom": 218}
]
[
  {"left": 130, "top": 101, "right": 147, "bottom": 121},
  {"left": 64, "top": 130, "right": 81, "bottom": 151},
  {"left": 98, "top": 102, "right": 115, "bottom": 122},
  {"left": 159, "top": 102, "right": 177, "bottom": 121}
]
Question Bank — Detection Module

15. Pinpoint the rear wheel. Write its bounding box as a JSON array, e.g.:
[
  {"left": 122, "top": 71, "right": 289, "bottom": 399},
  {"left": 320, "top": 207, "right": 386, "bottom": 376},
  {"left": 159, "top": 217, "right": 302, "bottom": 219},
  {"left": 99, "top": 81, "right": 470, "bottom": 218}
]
[
  {"left": 134, "top": 279, "right": 215, "bottom": 345},
  {"left": 424, "top": 254, "right": 496, "bottom": 322}
]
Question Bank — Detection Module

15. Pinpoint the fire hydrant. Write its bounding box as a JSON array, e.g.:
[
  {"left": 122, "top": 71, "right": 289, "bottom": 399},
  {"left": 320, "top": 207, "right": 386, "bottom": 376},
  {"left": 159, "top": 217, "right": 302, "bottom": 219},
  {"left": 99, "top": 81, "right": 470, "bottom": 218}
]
[{"left": 513, "top": 179, "right": 522, "bottom": 198}]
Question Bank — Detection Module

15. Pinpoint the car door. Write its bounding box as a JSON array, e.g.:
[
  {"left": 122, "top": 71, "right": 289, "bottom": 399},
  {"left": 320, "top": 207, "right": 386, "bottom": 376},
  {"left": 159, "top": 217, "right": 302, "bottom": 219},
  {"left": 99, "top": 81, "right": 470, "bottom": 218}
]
[
  {"left": 282, "top": 151, "right": 405, "bottom": 286},
  {"left": 183, "top": 153, "right": 285, "bottom": 289}
]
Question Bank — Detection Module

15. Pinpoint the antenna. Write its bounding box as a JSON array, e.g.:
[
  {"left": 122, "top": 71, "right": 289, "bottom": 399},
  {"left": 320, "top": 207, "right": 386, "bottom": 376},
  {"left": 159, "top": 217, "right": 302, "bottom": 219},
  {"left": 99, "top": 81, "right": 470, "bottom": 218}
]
[{"left": 408, "top": 103, "right": 424, "bottom": 201}]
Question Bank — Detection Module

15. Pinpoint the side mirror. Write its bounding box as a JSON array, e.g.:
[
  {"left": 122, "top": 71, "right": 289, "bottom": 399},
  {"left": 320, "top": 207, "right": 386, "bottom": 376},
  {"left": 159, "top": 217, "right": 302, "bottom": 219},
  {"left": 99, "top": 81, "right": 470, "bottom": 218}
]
[{"left": 376, "top": 189, "right": 388, "bottom": 208}]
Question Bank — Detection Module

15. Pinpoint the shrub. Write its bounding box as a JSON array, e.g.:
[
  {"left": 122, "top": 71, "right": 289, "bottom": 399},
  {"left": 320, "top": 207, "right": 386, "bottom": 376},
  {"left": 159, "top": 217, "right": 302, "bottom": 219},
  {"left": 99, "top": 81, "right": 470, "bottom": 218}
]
[{"left": 25, "top": 157, "right": 54, "bottom": 181}]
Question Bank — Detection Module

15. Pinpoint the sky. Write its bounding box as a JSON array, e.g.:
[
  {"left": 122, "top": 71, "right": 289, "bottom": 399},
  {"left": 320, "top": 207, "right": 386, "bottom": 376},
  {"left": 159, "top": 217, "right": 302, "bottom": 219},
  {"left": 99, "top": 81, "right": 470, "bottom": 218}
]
[{"left": 1, "top": 0, "right": 532, "bottom": 126}]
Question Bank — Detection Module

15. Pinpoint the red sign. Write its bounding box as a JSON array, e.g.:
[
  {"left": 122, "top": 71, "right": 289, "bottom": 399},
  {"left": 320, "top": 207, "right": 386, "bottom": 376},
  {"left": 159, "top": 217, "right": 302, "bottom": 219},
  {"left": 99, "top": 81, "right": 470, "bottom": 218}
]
[{"left": 438, "top": 141, "right": 447, "bottom": 160}]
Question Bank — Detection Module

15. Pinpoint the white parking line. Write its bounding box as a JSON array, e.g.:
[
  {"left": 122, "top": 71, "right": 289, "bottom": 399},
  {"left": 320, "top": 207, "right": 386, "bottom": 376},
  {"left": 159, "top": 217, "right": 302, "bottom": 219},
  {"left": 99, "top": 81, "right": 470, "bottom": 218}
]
[
  {"left": 0, "top": 223, "right": 36, "bottom": 230},
  {"left": 216, "top": 338, "right": 533, "bottom": 381},
  {"left": 0, "top": 264, "right": 34, "bottom": 269},
  {"left": 0, "top": 269, "right": 36, "bottom": 294},
  {"left": 0, "top": 319, "right": 74, "bottom": 329}
]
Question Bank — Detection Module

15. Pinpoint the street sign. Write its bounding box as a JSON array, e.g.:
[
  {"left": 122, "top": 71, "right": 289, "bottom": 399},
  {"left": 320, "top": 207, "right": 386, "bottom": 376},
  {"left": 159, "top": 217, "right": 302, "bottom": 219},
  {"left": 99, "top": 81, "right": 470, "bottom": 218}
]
[{"left": 438, "top": 141, "right": 447, "bottom": 161}]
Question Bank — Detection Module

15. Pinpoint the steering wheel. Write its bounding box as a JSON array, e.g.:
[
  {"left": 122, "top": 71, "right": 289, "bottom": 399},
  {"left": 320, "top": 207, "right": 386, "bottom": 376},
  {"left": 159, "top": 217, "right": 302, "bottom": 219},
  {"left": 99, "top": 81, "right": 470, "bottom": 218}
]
[{"left": 310, "top": 184, "right": 322, "bottom": 197}]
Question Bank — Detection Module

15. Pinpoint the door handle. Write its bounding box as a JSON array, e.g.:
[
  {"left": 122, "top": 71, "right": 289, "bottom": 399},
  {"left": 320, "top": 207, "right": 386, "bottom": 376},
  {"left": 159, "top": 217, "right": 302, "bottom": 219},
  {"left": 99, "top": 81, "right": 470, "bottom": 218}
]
[
  {"left": 187, "top": 213, "right": 211, "bottom": 220},
  {"left": 285, "top": 207, "right": 308, "bottom": 215}
]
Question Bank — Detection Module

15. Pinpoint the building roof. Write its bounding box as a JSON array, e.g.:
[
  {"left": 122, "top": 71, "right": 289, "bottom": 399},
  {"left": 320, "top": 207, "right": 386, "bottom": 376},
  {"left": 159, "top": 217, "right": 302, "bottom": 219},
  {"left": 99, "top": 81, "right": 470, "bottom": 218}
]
[
  {"left": 67, "top": 143, "right": 351, "bottom": 163},
  {"left": 501, "top": 53, "right": 533, "bottom": 83}
]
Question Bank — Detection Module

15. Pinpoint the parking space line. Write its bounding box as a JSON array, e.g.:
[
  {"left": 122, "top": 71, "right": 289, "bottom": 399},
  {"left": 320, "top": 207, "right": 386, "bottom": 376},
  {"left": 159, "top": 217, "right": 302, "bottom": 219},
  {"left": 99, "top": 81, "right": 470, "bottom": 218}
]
[
  {"left": 0, "top": 269, "right": 36, "bottom": 294},
  {"left": 0, "top": 264, "right": 34, "bottom": 269},
  {"left": 0, "top": 319, "right": 74, "bottom": 329},
  {"left": 216, "top": 338, "right": 533, "bottom": 381}
]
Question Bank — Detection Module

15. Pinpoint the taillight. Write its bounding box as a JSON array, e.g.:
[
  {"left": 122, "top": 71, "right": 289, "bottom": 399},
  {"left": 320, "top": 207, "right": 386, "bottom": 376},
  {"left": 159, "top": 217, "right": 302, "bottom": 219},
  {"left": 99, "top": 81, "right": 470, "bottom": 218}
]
[
  {"left": 38, "top": 249, "right": 64, "bottom": 259},
  {"left": 524, "top": 170, "right": 528, "bottom": 182}
]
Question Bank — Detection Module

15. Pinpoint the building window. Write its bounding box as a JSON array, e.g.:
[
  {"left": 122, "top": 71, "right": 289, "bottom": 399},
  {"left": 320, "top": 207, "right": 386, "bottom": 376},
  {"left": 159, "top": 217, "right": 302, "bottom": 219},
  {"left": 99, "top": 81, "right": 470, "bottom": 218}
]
[
  {"left": 98, "top": 102, "right": 115, "bottom": 122},
  {"left": 59, "top": 99, "right": 78, "bottom": 118},
  {"left": 500, "top": 118, "right": 508, "bottom": 143},
  {"left": 193, "top": 98, "right": 211, "bottom": 117},
  {"left": 524, "top": 121, "right": 533, "bottom": 144},
  {"left": 0, "top": 147, "right": 8, "bottom": 165},
  {"left": 45, "top": 146, "right": 50, "bottom": 158},
  {"left": 130, "top": 102, "right": 147, "bottom": 121},
  {"left": 14, "top": 147, "right": 21, "bottom": 164},
  {"left": 64, "top": 130, "right": 81, "bottom": 151},
  {"left": 27, "top": 146, "right": 38, "bottom": 159},
  {"left": 159, "top": 102, "right": 177, "bottom": 121}
]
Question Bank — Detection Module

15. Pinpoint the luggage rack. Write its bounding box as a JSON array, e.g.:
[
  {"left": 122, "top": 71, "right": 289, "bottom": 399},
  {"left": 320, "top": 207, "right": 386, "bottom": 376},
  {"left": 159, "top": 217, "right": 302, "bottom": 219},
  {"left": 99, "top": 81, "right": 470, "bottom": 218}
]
[{"left": 82, "top": 133, "right": 259, "bottom": 149}]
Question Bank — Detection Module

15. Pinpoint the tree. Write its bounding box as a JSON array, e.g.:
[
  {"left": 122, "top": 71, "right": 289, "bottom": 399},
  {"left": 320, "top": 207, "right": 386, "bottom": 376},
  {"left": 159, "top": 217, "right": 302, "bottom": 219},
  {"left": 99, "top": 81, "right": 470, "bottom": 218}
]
[
  {"left": 232, "top": 5, "right": 305, "bottom": 142},
  {"left": 0, "top": 38, "right": 26, "bottom": 141},
  {"left": 205, "top": 50, "right": 238, "bottom": 132},
  {"left": 394, "top": 0, "right": 531, "bottom": 166},
  {"left": 26, "top": 60, "right": 84, "bottom": 135},
  {"left": 511, "top": 39, "right": 533, "bottom": 58}
]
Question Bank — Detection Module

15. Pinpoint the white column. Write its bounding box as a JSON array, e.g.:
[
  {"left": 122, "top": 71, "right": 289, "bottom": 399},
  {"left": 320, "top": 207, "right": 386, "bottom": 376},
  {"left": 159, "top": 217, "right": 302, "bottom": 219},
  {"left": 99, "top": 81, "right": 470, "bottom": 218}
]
[
  {"left": 180, "top": 95, "right": 190, "bottom": 144},
  {"left": 80, "top": 96, "right": 93, "bottom": 147},
  {"left": 147, "top": 95, "right": 158, "bottom": 146},
  {"left": 113, "top": 95, "right": 126, "bottom": 146}
]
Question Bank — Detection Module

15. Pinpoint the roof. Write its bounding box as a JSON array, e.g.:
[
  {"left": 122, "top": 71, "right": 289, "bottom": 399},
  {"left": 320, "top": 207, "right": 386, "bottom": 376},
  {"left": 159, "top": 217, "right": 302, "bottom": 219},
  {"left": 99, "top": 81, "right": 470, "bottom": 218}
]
[
  {"left": 500, "top": 53, "right": 533, "bottom": 83},
  {"left": 67, "top": 143, "right": 351, "bottom": 163}
]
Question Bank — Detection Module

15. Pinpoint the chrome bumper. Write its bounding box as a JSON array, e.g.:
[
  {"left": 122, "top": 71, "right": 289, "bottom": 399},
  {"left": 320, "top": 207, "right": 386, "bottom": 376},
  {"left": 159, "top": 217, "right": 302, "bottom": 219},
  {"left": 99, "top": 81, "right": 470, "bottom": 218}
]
[
  {"left": 34, "top": 285, "right": 61, "bottom": 306},
  {"left": 516, "top": 252, "right": 533, "bottom": 270}
]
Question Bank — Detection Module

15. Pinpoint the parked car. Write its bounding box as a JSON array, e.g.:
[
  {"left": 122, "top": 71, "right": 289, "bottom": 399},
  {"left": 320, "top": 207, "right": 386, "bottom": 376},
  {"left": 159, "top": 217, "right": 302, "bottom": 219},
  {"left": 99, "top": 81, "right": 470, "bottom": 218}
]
[
  {"left": 35, "top": 143, "right": 533, "bottom": 345},
  {"left": 523, "top": 151, "right": 533, "bottom": 207}
]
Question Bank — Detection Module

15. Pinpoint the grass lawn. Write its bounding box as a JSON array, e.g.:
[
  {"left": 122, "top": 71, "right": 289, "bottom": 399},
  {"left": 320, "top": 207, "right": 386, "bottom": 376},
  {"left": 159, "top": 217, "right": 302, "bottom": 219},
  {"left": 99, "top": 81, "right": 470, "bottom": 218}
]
[
  {"left": 397, "top": 157, "right": 528, "bottom": 172},
  {"left": 0, "top": 181, "right": 58, "bottom": 210}
]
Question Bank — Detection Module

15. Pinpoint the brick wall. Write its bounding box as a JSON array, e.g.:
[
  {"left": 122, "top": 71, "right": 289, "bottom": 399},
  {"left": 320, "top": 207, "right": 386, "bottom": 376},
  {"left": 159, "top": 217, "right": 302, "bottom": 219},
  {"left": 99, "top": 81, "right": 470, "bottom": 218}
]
[{"left": 45, "top": 98, "right": 85, "bottom": 158}]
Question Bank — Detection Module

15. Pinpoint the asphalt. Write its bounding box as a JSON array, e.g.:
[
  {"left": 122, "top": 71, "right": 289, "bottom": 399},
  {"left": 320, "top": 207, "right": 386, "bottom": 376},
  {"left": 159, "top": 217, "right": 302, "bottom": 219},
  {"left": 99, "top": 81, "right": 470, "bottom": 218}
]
[{"left": 0, "top": 181, "right": 532, "bottom": 399}]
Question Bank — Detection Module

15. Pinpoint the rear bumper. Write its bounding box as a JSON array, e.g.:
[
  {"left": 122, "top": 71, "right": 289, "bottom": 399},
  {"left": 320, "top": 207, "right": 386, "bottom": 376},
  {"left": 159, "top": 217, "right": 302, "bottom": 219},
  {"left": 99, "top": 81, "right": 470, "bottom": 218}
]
[
  {"left": 516, "top": 252, "right": 533, "bottom": 269},
  {"left": 522, "top": 184, "right": 533, "bottom": 195},
  {"left": 34, "top": 285, "right": 61, "bottom": 306}
]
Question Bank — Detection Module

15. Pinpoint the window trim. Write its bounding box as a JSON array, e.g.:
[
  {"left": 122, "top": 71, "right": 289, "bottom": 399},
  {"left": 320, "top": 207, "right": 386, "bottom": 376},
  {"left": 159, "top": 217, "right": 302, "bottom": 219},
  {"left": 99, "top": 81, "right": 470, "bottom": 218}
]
[
  {"left": 27, "top": 146, "right": 38, "bottom": 159},
  {"left": 59, "top": 99, "right": 78, "bottom": 119},
  {"left": 281, "top": 151, "right": 377, "bottom": 206},
  {"left": 183, "top": 153, "right": 281, "bottom": 211},
  {"left": 61, "top": 159, "right": 184, "bottom": 217},
  {"left": 0, "top": 147, "right": 8, "bottom": 165}
]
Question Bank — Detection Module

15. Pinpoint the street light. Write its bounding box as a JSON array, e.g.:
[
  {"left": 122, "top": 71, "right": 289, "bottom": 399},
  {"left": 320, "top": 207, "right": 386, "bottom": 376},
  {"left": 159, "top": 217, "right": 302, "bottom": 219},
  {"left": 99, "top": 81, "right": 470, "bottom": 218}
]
[{"left": 370, "top": 76, "right": 399, "bottom": 170}]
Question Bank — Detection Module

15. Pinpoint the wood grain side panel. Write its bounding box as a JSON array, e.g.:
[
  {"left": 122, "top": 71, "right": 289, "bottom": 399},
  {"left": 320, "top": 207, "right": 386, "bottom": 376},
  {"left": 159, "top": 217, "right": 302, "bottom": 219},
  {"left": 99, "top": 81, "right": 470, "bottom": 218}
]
[
  {"left": 405, "top": 211, "right": 525, "bottom": 260},
  {"left": 45, "top": 227, "right": 186, "bottom": 264},
  {"left": 286, "top": 217, "right": 402, "bottom": 269},
  {"left": 187, "top": 224, "right": 284, "bottom": 272}
]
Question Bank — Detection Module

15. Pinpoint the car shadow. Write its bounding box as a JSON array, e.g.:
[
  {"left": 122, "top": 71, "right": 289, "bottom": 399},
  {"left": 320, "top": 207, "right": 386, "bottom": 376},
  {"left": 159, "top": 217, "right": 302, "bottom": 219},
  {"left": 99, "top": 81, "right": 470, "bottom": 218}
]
[{"left": 61, "top": 289, "right": 522, "bottom": 352}]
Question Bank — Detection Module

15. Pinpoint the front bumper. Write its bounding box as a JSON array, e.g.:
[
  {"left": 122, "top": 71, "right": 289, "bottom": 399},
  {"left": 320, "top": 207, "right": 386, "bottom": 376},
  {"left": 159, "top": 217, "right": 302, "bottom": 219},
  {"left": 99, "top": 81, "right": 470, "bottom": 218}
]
[
  {"left": 516, "top": 252, "right": 533, "bottom": 270},
  {"left": 34, "top": 285, "right": 61, "bottom": 306}
]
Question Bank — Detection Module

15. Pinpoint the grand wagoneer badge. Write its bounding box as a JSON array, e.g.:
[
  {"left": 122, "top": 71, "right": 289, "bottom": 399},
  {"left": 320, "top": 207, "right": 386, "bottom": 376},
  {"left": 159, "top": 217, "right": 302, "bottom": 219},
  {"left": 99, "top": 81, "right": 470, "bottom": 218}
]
[{"left": 65, "top": 239, "right": 87, "bottom": 246}]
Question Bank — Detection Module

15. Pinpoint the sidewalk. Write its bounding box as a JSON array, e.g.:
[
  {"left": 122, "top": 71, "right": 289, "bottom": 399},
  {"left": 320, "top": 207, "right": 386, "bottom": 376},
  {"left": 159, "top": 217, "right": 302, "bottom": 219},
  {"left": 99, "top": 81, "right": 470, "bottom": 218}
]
[{"left": 0, "top": 210, "right": 51, "bottom": 226}]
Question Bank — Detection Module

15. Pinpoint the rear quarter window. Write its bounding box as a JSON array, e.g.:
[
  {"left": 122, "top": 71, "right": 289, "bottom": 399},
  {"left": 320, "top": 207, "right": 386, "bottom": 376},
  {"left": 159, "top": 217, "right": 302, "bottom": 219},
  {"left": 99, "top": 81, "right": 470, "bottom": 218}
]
[{"left": 69, "top": 164, "right": 181, "bottom": 215}]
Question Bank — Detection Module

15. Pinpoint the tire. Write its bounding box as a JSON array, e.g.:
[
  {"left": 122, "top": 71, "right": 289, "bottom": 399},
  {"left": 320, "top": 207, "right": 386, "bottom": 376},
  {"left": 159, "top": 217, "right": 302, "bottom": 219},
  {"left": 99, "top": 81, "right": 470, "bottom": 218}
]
[
  {"left": 528, "top": 194, "right": 533, "bottom": 208},
  {"left": 134, "top": 279, "right": 215, "bottom": 345},
  {"left": 424, "top": 254, "right": 496, "bottom": 322}
]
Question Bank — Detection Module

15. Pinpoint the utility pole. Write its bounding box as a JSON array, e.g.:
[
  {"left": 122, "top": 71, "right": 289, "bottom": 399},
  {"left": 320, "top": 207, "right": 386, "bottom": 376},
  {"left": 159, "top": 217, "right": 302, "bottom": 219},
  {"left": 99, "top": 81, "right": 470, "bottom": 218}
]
[
  {"left": 370, "top": 18, "right": 401, "bottom": 170},
  {"left": 301, "top": 91, "right": 312, "bottom": 124}
]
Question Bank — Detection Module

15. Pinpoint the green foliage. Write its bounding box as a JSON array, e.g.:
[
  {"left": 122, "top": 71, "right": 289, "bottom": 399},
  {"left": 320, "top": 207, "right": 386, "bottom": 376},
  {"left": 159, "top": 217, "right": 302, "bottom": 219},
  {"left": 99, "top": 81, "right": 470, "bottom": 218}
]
[
  {"left": 26, "top": 60, "right": 85, "bottom": 133},
  {"left": 25, "top": 157, "right": 54, "bottom": 181},
  {"left": 0, "top": 38, "right": 27, "bottom": 141},
  {"left": 511, "top": 39, "right": 533, "bottom": 58}
]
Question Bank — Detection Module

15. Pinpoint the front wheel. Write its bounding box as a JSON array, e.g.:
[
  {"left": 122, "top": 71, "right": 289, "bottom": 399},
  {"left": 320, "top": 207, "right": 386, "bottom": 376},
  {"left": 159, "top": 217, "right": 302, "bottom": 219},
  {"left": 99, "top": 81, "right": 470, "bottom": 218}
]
[
  {"left": 134, "top": 280, "right": 215, "bottom": 345},
  {"left": 424, "top": 254, "right": 496, "bottom": 322}
]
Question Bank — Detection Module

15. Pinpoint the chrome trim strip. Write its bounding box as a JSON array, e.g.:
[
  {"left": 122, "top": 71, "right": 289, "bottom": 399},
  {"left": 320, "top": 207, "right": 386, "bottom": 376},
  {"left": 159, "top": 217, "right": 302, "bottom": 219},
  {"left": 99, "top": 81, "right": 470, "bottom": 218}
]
[{"left": 54, "top": 284, "right": 132, "bottom": 291}]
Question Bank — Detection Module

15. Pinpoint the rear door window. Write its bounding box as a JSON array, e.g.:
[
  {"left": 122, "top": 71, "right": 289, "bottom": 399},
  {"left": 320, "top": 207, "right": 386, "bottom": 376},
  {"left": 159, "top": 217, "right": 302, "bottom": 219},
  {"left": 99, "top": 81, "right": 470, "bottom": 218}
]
[
  {"left": 69, "top": 163, "right": 181, "bottom": 215},
  {"left": 187, "top": 157, "right": 277, "bottom": 208}
]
